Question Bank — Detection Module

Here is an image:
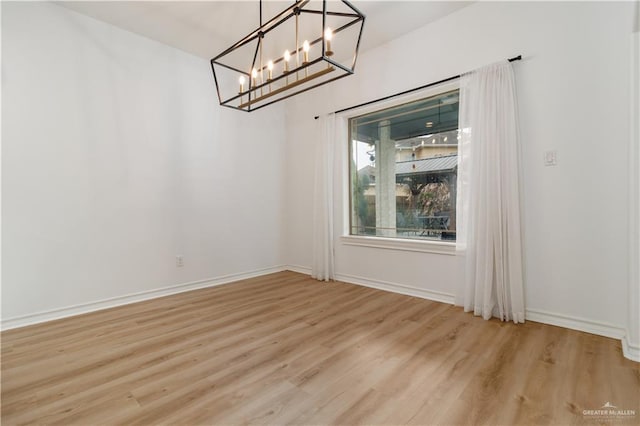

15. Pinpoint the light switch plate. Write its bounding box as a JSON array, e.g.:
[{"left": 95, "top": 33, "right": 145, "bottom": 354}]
[{"left": 544, "top": 150, "right": 557, "bottom": 166}]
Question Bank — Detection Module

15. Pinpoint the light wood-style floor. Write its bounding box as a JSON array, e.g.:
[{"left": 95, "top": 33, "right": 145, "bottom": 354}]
[{"left": 2, "top": 271, "right": 638, "bottom": 425}]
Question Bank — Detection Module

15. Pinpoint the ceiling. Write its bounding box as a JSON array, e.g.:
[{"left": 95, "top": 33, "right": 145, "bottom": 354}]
[{"left": 57, "top": 1, "right": 473, "bottom": 60}]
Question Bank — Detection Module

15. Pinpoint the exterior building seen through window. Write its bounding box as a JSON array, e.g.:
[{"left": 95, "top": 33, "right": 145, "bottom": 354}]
[{"left": 349, "top": 89, "right": 459, "bottom": 241}]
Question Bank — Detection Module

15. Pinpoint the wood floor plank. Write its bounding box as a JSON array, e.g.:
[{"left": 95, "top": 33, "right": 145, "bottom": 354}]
[{"left": 2, "top": 271, "right": 638, "bottom": 425}]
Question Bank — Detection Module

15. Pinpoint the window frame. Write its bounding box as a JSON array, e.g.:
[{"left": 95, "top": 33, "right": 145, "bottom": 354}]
[{"left": 342, "top": 81, "right": 459, "bottom": 255}]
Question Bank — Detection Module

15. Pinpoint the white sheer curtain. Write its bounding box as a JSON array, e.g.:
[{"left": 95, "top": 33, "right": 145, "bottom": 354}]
[
  {"left": 311, "top": 113, "right": 336, "bottom": 281},
  {"left": 456, "top": 61, "right": 525, "bottom": 323}
]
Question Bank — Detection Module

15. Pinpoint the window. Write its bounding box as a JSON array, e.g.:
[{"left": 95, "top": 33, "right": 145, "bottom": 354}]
[{"left": 349, "top": 89, "right": 459, "bottom": 242}]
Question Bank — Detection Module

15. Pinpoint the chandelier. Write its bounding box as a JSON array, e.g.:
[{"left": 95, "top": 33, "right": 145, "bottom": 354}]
[{"left": 210, "top": 0, "right": 365, "bottom": 112}]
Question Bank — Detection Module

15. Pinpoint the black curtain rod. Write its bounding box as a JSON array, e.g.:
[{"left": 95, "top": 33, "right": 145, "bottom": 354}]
[{"left": 314, "top": 55, "right": 522, "bottom": 119}]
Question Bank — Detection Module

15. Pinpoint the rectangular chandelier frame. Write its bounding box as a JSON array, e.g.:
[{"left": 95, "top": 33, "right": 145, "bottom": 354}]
[{"left": 210, "top": 0, "right": 365, "bottom": 112}]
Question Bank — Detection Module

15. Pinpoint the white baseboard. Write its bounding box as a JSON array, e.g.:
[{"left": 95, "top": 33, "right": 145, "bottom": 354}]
[
  {"left": 524, "top": 308, "right": 626, "bottom": 340},
  {"left": 623, "top": 333, "right": 640, "bottom": 362},
  {"left": 285, "top": 264, "right": 313, "bottom": 275},
  {"left": 285, "top": 265, "right": 455, "bottom": 305},
  {"left": 524, "top": 309, "right": 638, "bottom": 362},
  {"left": 1, "top": 265, "right": 287, "bottom": 331},
  {"left": 335, "top": 272, "right": 456, "bottom": 305}
]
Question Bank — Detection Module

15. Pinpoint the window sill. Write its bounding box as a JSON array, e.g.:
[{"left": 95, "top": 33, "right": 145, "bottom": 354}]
[{"left": 340, "top": 235, "right": 457, "bottom": 256}]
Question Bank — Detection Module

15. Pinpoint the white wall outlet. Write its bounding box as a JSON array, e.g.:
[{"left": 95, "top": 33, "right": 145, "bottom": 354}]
[
  {"left": 544, "top": 150, "right": 558, "bottom": 166},
  {"left": 176, "top": 255, "right": 184, "bottom": 267}
]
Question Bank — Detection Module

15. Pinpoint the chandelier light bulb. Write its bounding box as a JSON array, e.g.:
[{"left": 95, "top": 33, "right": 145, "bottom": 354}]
[
  {"left": 324, "top": 28, "right": 333, "bottom": 41},
  {"left": 239, "top": 75, "right": 245, "bottom": 93},
  {"left": 283, "top": 50, "right": 291, "bottom": 73},
  {"left": 251, "top": 68, "right": 258, "bottom": 87},
  {"left": 267, "top": 60, "right": 274, "bottom": 80},
  {"left": 324, "top": 28, "right": 333, "bottom": 56},
  {"left": 303, "top": 40, "right": 310, "bottom": 63}
]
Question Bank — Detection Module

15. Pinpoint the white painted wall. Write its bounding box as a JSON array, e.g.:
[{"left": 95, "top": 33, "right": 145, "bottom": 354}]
[
  {"left": 284, "top": 2, "right": 635, "bottom": 332},
  {"left": 1, "top": 2, "right": 286, "bottom": 323}
]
